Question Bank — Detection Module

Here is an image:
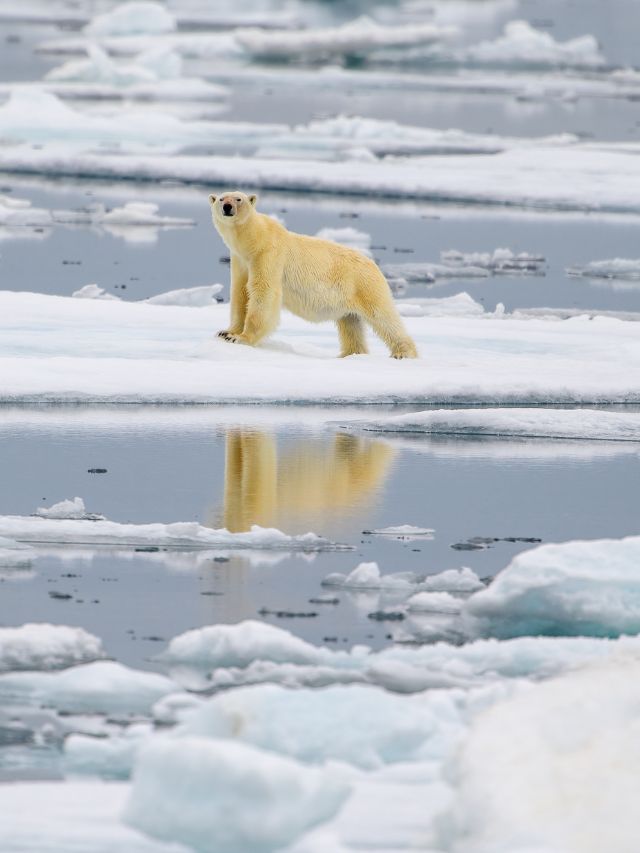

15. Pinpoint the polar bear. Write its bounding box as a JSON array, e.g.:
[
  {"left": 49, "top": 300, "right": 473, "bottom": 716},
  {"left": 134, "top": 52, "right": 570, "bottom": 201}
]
[{"left": 209, "top": 191, "right": 418, "bottom": 358}]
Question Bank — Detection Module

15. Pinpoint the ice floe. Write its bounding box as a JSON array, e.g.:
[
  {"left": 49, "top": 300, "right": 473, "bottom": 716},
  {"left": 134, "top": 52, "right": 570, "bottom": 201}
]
[
  {"left": 364, "top": 525, "right": 435, "bottom": 540},
  {"left": 124, "top": 737, "right": 350, "bottom": 853},
  {"left": 85, "top": 2, "right": 176, "bottom": 38},
  {"left": 465, "top": 535, "right": 640, "bottom": 639},
  {"left": 72, "top": 283, "right": 121, "bottom": 301},
  {"left": 0, "top": 502, "right": 344, "bottom": 552},
  {"left": 441, "top": 247, "right": 545, "bottom": 274},
  {"left": 341, "top": 408, "right": 640, "bottom": 442},
  {"left": 0, "top": 536, "right": 35, "bottom": 569},
  {"left": 0, "top": 624, "right": 103, "bottom": 672},
  {"left": 144, "top": 285, "right": 223, "bottom": 307},
  {"left": 322, "top": 562, "right": 418, "bottom": 592},
  {"left": 567, "top": 258, "right": 640, "bottom": 282},
  {"left": 2, "top": 292, "right": 640, "bottom": 405},
  {"left": 0, "top": 194, "right": 50, "bottom": 227},
  {"left": 314, "top": 226, "right": 371, "bottom": 256}
]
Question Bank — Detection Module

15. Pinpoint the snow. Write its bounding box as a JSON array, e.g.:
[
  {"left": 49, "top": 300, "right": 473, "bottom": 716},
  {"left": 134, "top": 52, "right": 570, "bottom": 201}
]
[
  {"left": 3, "top": 141, "right": 640, "bottom": 215},
  {"left": 322, "top": 562, "right": 417, "bottom": 592},
  {"left": 0, "top": 507, "right": 343, "bottom": 552},
  {"left": 234, "top": 17, "right": 455, "bottom": 61},
  {"left": 567, "top": 258, "right": 640, "bottom": 281},
  {"left": 464, "top": 535, "right": 640, "bottom": 639},
  {"left": 124, "top": 737, "right": 350, "bottom": 853},
  {"left": 35, "top": 497, "right": 105, "bottom": 520},
  {"left": 2, "top": 291, "right": 640, "bottom": 405},
  {"left": 85, "top": 2, "right": 176, "bottom": 38},
  {"left": 450, "top": 655, "right": 640, "bottom": 852},
  {"left": 395, "top": 293, "right": 486, "bottom": 317},
  {"left": 72, "top": 284, "right": 121, "bottom": 301},
  {"left": 342, "top": 408, "right": 640, "bottom": 442},
  {"left": 420, "top": 567, "right": 485, "bottom": 593},
  {"left": 454, "top": 19, "right": 606, "bottom": 68},
  {"left": 314, "top": 227, "right": 371, "bottom": 256},
  {"left": 0, "top": 660, "right": 178, "bottom": 714},
  {"left": 144, "top": 285, "right": 223, "bottom": 307},
  {"left": 0, "top": 624, "right": 103, "bottom": 672},
  {"left": 406, "top": 591, "right": 464, "bottom": 613}
]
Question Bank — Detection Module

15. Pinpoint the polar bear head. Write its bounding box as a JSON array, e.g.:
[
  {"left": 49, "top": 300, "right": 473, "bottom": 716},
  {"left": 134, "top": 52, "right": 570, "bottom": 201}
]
[{"left": 209, "top": 191, "right": 257, "bottom": 227}]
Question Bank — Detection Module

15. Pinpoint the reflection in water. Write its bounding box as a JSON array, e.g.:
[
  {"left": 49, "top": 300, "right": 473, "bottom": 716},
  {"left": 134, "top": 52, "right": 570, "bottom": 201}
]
[{"left": 220, "top": 430, "right": 395, "bottom": 533}]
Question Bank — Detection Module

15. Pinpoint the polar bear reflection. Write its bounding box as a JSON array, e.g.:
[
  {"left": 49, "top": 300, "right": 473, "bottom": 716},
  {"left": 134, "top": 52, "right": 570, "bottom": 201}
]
[{"left": 220, "top": 431, "right": 395, "bottom": 534}]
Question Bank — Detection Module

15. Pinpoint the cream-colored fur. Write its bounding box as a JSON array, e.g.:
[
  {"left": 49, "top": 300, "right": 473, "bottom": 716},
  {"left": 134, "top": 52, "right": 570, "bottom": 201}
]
[{"left": 209, "top": 190, "right": 418, "bottom": 358}]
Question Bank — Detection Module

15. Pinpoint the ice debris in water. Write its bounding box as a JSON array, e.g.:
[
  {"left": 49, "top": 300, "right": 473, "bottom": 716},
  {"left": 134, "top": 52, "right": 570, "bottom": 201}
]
[
  {"left": 0, "top": 194, "right": 50, "bottom": 227},
  {"left": 566, "top": 258, "right": 640, "bottom": 281},
  {"left": 364, "top": 524, "right": 435, "bottom": 539},
  {"left": 235, "top": 16, "right": 454, "bottom": 62},
  {"left": 72, "top": 284, "right": 121, "bottom": 301},
  {"left": 1, "top": 501, "right": 345, "bottom": 551},
  {"left": 0, "top": 624, "right": 104, "bottom": 672},
  {"left": 464, "top": 535, "right": 640, "bottom": 638},
  {"left": 315, "top": 227, "right": 372, "bottom": 257},
  {"left": 47, "top": 43, "right": 183, "bottom": 85},
  {"left": 35, "top": 496, "right": 105, "bottom": 520},
  {"left": 124, "top": 737, "right": 350, "bottom": 853},
  {"left": 451, "top": 19, "right": 606, "bottom": 68},
  {"left": 322, "top": 562, "right": 480, "bottom": 593},
  {"left": 341, "top": 408, "right": 640, "bottom": 442},
  {"left": 0, "top": 536, "right": 35, "bottom": 569},
  {"left": 406, "top": 591, "right": 464, "bottom": 614},
  {"left": 84, "top": 1, "right": 176, "bottom": 37},
  {"left": 441, "top": 247, "right": 545, "bottom": 274}
]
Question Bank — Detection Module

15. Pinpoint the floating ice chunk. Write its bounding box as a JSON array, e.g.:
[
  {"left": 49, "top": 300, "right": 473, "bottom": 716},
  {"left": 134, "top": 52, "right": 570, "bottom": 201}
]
[
  {"left": 383, "top": 261, "right": 490, "bottom": 286},
  {"left": 456, "top": 20, "right": 606, "bottom": 68},
  {"left": 464, "top": 535, "right": 640, "bottom": 638},
  {"left": 124, "top": 737, "right": 350, "bottom": 853},
  {"left": 236, "top": 17, "right": 454, "bottom": 61},
  {"left": 161, "top": 620, "right": 328, "bottom": 669},
  {"left": 101, "top": 202, "right": 194, "bottom": 228},
  {"left": 47, "top": 44, "right": 157, "bottom": 86},
  {"left": 342, "top": 408, "right": 640, "bottom": 442},
  {"left": 35, "top": 497, "right": 106, "bottom": 520},
  {"left": 177, "top": 682, "right": 467, "bottom": 770},
  {"left": 365, "top": 525, "right": 435, "bottom": 540},
  {"left": 152, "top": 692, "right": 204, "bottom": 725},
  {"left": 406, "top": 591, "right": 464, "bottom": 614},
  {"left": 420, "top": 567, "right": 484, "bottom": 593},
  {"left": 65, "top": 724, "right": 152, "bottom": 779},
  {"left": 450, "top": 655, "right": 640, "bottom": 852},
  {"left": 0, "top": 624, "right": 103, "bottom": 672},
  {"left": 315, "top": 227, "right": 371, "bottom": 256},
  {"left": 85, "top": 1, "right": 176, "bottom": 37},
  {"left": 72, "top": 283, "right": 122, "bottom": 301},
  {"left": 441, "top": 247, "right": 545, "bottom": 274},
  {"left": 0, "top": 660, "right": 178, "bottom": 714},
  {"left": 144, "top": 285, "right": 223, "bottom": 307},
  {"left": 0, "top": 536, "right": 35, "bottom": 569},
  {"left": 0, "top": 193, "right": 51, "bottom": 227},
  {"left": 0, "top": 508, "right": 344, "bottom": 552},
  {"left": 322, "top": 562, "right": 417, "bottom": 591},
  {"left": 567, "top": 258, "right": 640, "bottom": 281}
]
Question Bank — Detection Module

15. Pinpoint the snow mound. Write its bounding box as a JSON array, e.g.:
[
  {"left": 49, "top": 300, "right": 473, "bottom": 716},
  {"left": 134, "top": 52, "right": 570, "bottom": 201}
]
[
  {"left": 145, "top": 285, "right": 223, "bottom": 307},
  {"left": 124, "top": 737, "right": 350, "bottom": 853},
  {"left": 72, "top": 284, "right": 121, "bottom": 301},
  {"left": 0, "top": 624, "right": 104, "bottom": 672},
  {"left": 450, "top": 655, "right": 640, "bottom": 851},
  {"left": 85, "top": 2, "right": 176, "bottom": 38},
  {"left": 236, "top": 17, "right": 453, "bottom": 61},
  {"left": 315, "top": 227, "right": 371, "bottom": 256},
  {"left": 35, "top": 497, "right": 105, "bottom": 520},
  {"left": 441, "top": 247, "right": 545, "bottom": 274},
  {"left": 322, "top": 562, "right": 417, "bottom": 591},
  {"left": 0, "top": 536, "right": 35, "bottom": 569},
  {"left": 0, "top": 507, "right": 344, "bottom": 552},
  {"left": 342, "top": 408, "right": 640, "bottom": 442},
  {"left": 0, "top": 660, "right": 178, "bottom": 714},
  {"left": 464, "top": 536, "right": 640, "bottom": 638},
  {"left": 567, "top": 258, "right": 640, "bottom": 281},
  {"left": 458, "top": 20, "right": 605, "bottom": 68}
]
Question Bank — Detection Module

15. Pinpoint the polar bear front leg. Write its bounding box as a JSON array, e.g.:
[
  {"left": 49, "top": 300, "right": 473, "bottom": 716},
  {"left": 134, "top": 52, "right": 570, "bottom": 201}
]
[
  {"left": 224, "top": 261, "right": 283, "bottom": 346},
  {"left": 218, "top": 255, "right": 248, "bottom": 340},
  {"left": 337, "top": 314, "right": 368, "bottom": 357}
]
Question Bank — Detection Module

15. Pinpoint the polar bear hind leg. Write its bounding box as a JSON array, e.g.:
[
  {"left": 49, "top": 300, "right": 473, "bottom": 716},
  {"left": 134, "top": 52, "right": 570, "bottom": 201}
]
[
  {"left": 337, "top": 314, "right": 369, "bottom": 357},
  {"left": 359, "top": 303, "right": 418, "bottom": 359}
]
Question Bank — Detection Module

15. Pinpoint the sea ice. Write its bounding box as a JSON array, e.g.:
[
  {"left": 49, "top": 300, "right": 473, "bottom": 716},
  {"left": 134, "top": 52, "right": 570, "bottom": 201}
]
[
  {"left": 0, "top": 194, "right": 50, "bottom": 227},
  {"left": 72, "top": 284, "right": 121, "bottom": 301},
  {"left": 341, "top": 408, "right": 640, "bottom": 442},
  {"left": 144, "top": 285, "right": 223, "bottom": 307},
  {"left": 85, "top": 2, "right": 176, "bottom": 38},
  {"left": 314, "top": 227, "right": 371, "bottom": 256},
  {"left": 0, "top": 536, "right": 35, "bottom": 569},
  {"left": 0, "top": 623, "right": 103, "bottom": 672},
  {"left": 406, "top": 592, "right": 465, "bottom": 614},
  {"left": 566, "top": 258, "right": 640, "bottom": 281},
  {"left": 124, "top": 737, "right": 350, "bottom": 853},
  {"left": 35, "top": 496, "right": 105, "bottom": 520},
  {"left": 0, "top": 660, "right": 178, "bottom": 714},
  {"left": 365, "top": 525, "right": 435, "bottom": 540},
  {"left": 322, "top": 562, "right": 418, "bottom": 591},
  {"left": 441, "top": 247, "right": 545, "bottom": 274},
  {"left": 464, "top": 535, "right": 640, "bottom": 638}
]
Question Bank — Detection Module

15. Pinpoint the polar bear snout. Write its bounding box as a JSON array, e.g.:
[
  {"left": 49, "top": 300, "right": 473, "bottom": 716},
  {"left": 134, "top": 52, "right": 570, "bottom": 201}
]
[{"left": 222, "top": 201, "right": 235, "bottom": 216}]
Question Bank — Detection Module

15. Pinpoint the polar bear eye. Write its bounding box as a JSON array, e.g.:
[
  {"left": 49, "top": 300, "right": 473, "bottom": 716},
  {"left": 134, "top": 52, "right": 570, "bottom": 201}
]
[{"left": 236, "top": 198, "right": 242, "bottom": 203}]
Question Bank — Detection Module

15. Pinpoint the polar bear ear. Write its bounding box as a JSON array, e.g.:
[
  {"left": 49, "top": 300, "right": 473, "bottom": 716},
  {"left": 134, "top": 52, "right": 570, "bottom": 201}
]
[
  {"left": 249, "top": 194, "right": 258, "bottom": 206},
  {"left": 208, "top": 194, "right": 217, "bottom": 205}
]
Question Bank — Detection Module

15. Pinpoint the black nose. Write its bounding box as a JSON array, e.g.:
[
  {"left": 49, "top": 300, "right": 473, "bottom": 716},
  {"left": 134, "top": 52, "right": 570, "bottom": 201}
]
[{"left": 223, "top": 203, "right": 233, "bottom": 215}]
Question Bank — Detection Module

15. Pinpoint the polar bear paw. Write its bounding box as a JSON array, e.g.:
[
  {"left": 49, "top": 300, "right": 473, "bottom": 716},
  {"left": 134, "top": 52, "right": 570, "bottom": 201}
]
[{"left": 217, "top": 330, "right": 249, "bottom": 345}]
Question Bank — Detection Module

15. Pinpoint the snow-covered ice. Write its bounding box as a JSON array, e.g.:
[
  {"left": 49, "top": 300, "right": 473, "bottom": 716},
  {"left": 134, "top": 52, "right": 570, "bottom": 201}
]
[
  {"left": 322, "top": 562, "right": 418, "bottom": 592},
  {"left": 144, "top": 285, "right": 223, "bottom": 307},
  {"left": 342, "top": 408, "right": 640, "bottom": 442},
  {"left": 0, "top": 535, "right": 35, "bottom": 569},
  {"left": 84, "top": 2, "right": 176, "bottom": 38},
  {"left": 0, "top": 623, "right": 104, "bottom": 672},
  {"left": 464, "top": 535, "right": 640, "bottom": 639},
  {"left": 314, "top": 226, "right": 371, "bottom": 256},
  {"left": 2, "top": 292, "right": 640, "bottom": 405},
  {"left": 35, "top": 496, "right": 105, "bottom": 520},
  {"left": 567, "top": 258, "right": 640, "bottom": 282},
  {"left": 441, "top": 247, "right": 545, "bottom": 274},
  {"left": 365, "top": 525, "right": 435, "bottom": 540},
  {"left": 124, "top": 737, "right": 350, "bottom": 853}
]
